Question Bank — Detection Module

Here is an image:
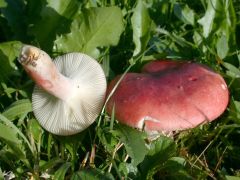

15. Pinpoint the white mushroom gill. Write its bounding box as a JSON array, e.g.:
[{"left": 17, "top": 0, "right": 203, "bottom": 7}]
[{"left": 18, "top": 45, "right": 107, "bottom": 135}]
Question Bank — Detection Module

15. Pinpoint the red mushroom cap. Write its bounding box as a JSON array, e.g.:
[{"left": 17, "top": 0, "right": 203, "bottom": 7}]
[{"left": 106, "top": 60, "right": 229, "bottom": 132}]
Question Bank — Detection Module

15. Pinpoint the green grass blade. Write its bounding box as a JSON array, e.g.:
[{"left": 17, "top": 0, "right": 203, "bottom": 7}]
[
  {"left": 0, "top": 114, "right": 34, "bottom": 155},
  {"left": 2, "top": 99, "right": 32, "bottom": 121}
]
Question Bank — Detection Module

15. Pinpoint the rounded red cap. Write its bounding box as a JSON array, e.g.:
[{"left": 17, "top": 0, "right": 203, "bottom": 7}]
[{"left": 106, "top": 60, "right": 229, "bottom": 132}]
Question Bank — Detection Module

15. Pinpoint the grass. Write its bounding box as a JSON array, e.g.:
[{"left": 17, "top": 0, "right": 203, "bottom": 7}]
[{"left": 0, "top": 0, "right": 240, "bottom": 179}]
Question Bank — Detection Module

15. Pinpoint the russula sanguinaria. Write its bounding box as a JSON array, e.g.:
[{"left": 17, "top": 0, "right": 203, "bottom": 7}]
[
  {"left": 106, "top": 60, "right": 229, "bottom": 132},
  {"left": 18, "top": 45, "right": 106, "bottom": 135}
]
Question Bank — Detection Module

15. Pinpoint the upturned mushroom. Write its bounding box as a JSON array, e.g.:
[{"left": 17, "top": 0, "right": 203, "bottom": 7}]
[
  {"left": 106, "top": 60, "right": 229, "bottom": 132},
  {"left": 18, "top": 45, "right": 106, "bottom": 135}
]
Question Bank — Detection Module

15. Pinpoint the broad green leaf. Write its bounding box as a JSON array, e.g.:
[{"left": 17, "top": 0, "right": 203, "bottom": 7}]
[
  {"left": 0, "top": 114, "right": 33, "bottom": 154},
  {"left": 0, "top": 0, "right": 7, "bottom": 8},
  {"left": 193, "top": 31, "right": 202, "bottom": 46},
  {"left": 0, "top": 41, "right": 22, "bottom": 81},
  {"left": 28, "top": 118, "right": 43, "bottom": 142},
  {"left": 198, "top": 0, "right": 236, "bottom": 45},
  {"left": 114, "top": 124, "right": 148, "bottom": 166},
  {"left": 0, "top": 123, "right": 26, "bottom": 161},
  {"left": 97, "top": 127, "right": 118, "bottom": 153},
  {"left": 197, "top": 0, "right": 236, "bottom": 61},
  {"left": 71, "top": 169, "right": 114, "bottom": 180},
  {"left": 157, "top": 28, "right": 193, "bottom": 48},
  {"left": 29, "top": 0, "right": 80, "bottom": 51},
  {"left": 0, "top": 122, "right": 19, "bottom": 144},
  {"left": 165, "top": 157, "right": 187, "bottom": 170},
  {"left": 219, "top": 0, "right": 236, "bottom": 40},
  {"left": 2, "top": 99, "right": 32, "bottom": 121},
  {"left": 225, "top": 175, "right": 240, "bottom": 180},
  {"left": 0, "top": 148, "right": 18, "bottom": 169},
  {"left": 3, "top": 87, "right": 15, "bottom": 96},
  {"left": 131, "top": 0, "right": 152, "bottom": 57},
  {"left": 55, "top": 6, "right": 124, "bottom": 58},
  {"left": 39, "top": 157, "right": 64, "bottom": 171},
  {"left": 140, "top": 136, "right": 176, "bottom": 179},
  {"left": 223, "top": 62, "right": 240, "bottom": 78},
  {"left": 159, "top": 157, "right": 192, "bottom": 179},
  {"left": 118, "top": 162, "right": 138, "bottom": 178},
  {"left": 0, "top": 143, "right": 27, "bottom": 164},
  {"left": 174, "top": 3, "right": 195, "bottom": 25},
  {"left": 198, "top": 0, "right": 218, "bottom": 38},
  {"left": 0, "top": 41, "right": 22, "bottom": 67},
  {"left": 54, "top": 162, "right": 71, "bottom": 180},
  {"left": 0, "top": 148, "right": 14, "bottom": 167},
  {"left": 1, "top": 82, "right": 16, "bottom": 98},
  {"left": 217, "top": 34, "right": 229, "bottom": 59}
]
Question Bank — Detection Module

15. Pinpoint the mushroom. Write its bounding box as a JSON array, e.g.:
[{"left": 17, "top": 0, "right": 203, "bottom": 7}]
[
  {"left": 18, "top": 45, "right": 107, "bottom": 135},
  {"left": 106, "top": 60, "right": 229, "bottom": 132}
]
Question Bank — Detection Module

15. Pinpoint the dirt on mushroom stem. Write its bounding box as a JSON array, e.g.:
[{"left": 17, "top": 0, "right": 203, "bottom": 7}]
[{"left": 19, "top": 45, "right": 77, "bottom": 101}]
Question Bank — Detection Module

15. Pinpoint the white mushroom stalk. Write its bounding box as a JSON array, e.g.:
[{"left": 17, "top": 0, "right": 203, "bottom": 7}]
[{"left": 18, "top": 45, "right": 107, "bottom": 135}]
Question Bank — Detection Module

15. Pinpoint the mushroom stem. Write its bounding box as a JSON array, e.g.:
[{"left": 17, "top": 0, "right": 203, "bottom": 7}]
[{"left": 18, "top": 45, "right": 75, "bottom": 101}]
